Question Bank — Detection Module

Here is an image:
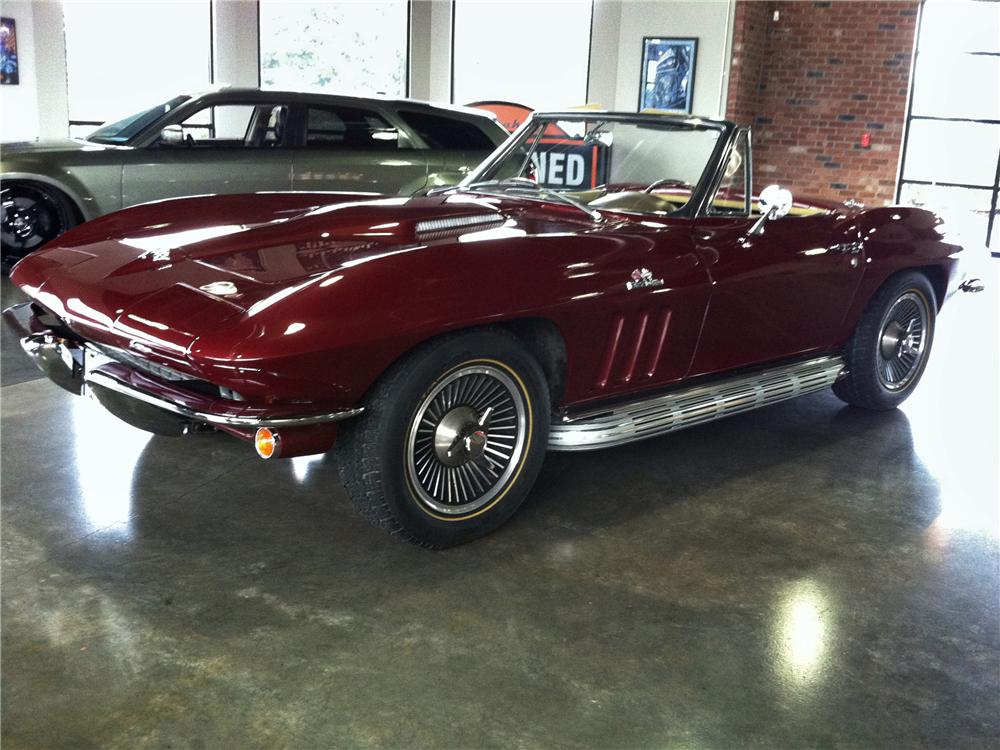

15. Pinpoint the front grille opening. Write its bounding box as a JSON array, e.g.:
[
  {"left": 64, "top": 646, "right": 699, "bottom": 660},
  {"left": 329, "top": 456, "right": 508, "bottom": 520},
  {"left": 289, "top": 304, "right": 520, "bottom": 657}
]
[{"left": 91, "top": 343, "right": 247, "bottom": 402}]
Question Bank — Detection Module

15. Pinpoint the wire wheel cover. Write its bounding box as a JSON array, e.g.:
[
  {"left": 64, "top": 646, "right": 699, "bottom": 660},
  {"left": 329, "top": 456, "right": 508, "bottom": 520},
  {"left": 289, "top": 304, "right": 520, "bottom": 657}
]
[
  {"left": 405, "top": 363, "right": 528, "bottom": 515},
  {"left": 877, "top": 291, "right": 929, "bottom": 391}
]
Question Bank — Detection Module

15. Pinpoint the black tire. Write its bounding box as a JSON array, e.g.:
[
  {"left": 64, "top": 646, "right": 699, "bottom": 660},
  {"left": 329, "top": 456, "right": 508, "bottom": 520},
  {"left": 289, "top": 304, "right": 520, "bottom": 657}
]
[
  {"left": 1, "top": 182, "right": 77, "bottom": 269},
  {"left": 833, "top": 271, "right": 936, "bottom": 410},
  {"left": 337, "top": 329, "right": 550, "bottom": 548}
]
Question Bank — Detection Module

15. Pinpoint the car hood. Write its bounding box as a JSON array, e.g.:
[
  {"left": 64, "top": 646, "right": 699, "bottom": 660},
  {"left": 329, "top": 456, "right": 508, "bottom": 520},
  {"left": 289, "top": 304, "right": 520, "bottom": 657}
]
[{"left": 10, "top": 189, "right": 583, "bottom": 369}]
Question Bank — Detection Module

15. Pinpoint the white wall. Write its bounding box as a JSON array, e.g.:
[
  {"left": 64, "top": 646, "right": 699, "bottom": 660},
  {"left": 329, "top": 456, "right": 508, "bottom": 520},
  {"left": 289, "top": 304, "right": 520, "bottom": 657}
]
[
  {"left": 213, "top": 0, "right": 259, "bottom": 87},
  {"left": 33, "top": 0, "right": 69, "bottom": 139},
  {"left": 407, "top": 0, "right": 452, "bottom": 102},
  {"left": 0, "top": 1, "right": 39, "bottom": 142},
  {"left": 609, "top": 0, "right": 736, "bottom": 117},
  {"left": 587, "top": 0, "right": 623, "bottom": 108},
  {"left": 452, "top": 0, "right": 593, "bottom": 110}
]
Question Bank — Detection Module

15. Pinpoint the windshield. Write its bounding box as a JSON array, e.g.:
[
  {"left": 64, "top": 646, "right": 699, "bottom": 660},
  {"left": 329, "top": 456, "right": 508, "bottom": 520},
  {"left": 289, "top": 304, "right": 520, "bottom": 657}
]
[
  {"left": 87, "top": 95, "right": 191, "bottom": 144},
  {"left": 464, "top": 116, "right": 725, "bottom": 216}
]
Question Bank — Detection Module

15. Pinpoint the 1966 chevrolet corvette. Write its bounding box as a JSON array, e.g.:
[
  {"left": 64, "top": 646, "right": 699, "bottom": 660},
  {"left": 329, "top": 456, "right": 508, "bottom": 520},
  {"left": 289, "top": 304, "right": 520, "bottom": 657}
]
[{"left": 4, "top": 112, "right": 983, "bottom": 546}]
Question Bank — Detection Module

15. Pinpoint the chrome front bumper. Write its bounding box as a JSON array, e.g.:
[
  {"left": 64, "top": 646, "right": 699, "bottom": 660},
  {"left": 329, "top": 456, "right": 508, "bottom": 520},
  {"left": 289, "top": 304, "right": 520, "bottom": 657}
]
[
  {"left": 85, "top": 369, "right": 363, "bottom": 429},
  {"left": 3, "top": 301, "right": 363, "bottom": 434},
  {"left": 4, "top": 301, "right": 86, "bottom": 394}
]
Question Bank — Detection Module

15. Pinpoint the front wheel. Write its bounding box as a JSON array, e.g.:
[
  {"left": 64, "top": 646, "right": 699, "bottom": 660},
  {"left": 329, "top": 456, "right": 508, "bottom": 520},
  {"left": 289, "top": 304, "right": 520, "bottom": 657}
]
[
  {"left": 337, "top": 330, "right": 550, "bottom": 547},
  {"left": 833, "top": 271, "right": 936, "bottom": 410}
]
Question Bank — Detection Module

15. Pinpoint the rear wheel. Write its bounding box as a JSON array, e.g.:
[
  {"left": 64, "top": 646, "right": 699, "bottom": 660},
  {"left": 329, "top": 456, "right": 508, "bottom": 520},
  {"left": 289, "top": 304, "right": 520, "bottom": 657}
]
[
  {"left": 1, "top": 182, "right": 77, "bottom": 268},
  {"left": 337, "top": 329, "right": 550, "bottom": 547},
  {"left": 833, "top": 271, "right": 936, "bottom": 410}
]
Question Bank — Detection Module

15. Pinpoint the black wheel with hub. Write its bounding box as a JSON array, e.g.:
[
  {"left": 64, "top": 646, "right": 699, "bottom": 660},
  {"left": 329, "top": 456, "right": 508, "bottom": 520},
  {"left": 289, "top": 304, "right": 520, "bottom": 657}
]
[
  {"left": 1, "top": 182, "right": 76, "bottom": 269},
  {"left": 337, "top": 329, "right": 550, "bottom": 547},
  {"left": 834, "top": 271, "right": 936, "bottom": 410}
]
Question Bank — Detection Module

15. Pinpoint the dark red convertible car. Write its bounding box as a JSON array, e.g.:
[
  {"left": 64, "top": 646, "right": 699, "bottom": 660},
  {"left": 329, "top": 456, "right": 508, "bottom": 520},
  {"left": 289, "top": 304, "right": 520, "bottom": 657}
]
[{"left": 4, "top": 112, "right": 983, "bottom": 546}]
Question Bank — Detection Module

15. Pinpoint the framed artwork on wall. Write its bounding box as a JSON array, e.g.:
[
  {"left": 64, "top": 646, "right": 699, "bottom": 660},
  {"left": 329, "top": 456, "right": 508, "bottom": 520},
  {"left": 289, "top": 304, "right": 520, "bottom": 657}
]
[
  {"left": 1, "top": 17, "right": 18, "bottom": 85},
  {"left": 639, "top": 37, "right": 697, "bottom": 113}
]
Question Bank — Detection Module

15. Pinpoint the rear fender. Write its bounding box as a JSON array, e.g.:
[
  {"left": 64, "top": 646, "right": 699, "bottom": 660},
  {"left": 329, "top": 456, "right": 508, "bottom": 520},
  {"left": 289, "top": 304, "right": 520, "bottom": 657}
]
[{"left": 836, "top": 207, "right": 961, "bottom": 341}]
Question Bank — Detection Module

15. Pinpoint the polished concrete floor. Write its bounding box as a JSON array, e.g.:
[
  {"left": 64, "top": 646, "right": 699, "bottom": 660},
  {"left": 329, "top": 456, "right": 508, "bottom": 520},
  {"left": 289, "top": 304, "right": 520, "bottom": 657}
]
[{"left": 2, "top": 272, "right": 999, "bottom": 749}]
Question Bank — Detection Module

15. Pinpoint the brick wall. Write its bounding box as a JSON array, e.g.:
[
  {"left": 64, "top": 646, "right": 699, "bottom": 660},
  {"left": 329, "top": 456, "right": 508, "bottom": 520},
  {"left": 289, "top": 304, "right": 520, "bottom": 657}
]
[
  {"left": 727, "top": 0, "right": 772, "bottom": 128},
  {"left": 726, "top": 0, "right": 919, "bottom": 206}
]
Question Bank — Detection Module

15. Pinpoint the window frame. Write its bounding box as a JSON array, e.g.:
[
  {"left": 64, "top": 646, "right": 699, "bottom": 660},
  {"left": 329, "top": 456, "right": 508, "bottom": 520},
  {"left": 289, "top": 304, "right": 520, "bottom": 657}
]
[
  {"left": 705, "top": 127, "right": 753, "bottom": 218},
  {"left": 289, "top": 102, "right": 404, "bottom": 152},
  {"left": 395, "top": 109, "right": 500, "bottom": 151},
  {"left": 151, "top": 100, "right": 293, "bottom": 149}
]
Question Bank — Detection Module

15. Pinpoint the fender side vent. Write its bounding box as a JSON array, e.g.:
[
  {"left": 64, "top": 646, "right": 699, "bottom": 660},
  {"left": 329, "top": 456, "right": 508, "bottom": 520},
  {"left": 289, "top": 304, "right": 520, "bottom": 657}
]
[{"left": 415, "top": 213, "right": 504, "bottom": 240}]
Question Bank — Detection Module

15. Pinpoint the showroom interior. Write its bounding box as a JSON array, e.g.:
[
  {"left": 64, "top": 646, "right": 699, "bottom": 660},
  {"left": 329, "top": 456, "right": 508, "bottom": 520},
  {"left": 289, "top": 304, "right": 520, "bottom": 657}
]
[{"left": 0, "top": 0, "right": 997, "bottom": 747}]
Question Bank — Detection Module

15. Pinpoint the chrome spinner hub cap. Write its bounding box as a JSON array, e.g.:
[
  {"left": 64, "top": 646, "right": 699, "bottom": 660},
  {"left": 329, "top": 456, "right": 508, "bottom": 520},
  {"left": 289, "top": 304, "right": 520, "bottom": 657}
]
[
  {"left": 434, "top": 406, "right": 489, "bottom": 466},
  {"left": 876, "top": 291, "right": 929, "bottom": 391},
  {"left": 406, "top": 364, "right": 528, "bottom": 515}
]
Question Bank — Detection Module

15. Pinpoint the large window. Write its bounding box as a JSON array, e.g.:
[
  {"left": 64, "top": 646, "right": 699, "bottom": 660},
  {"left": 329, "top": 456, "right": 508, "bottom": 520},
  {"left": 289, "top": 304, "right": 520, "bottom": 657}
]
[
  {"left": 259, "top": 1, "right": 408, "bottom": 97},
  {"left": 396, "top": 110, "right": 497, "bottom": 151},
  {"left": 452, "top": 0, "right": 592, "bottom": 110},
  {"left": 303, "top": 105, "right": 399, "bottom": 150},
  {"left": 897, "top": 0, "right": 1000, "bottom": 255},
  {"left": 63, "top": 1, "right": 212, "bottom": 137}
]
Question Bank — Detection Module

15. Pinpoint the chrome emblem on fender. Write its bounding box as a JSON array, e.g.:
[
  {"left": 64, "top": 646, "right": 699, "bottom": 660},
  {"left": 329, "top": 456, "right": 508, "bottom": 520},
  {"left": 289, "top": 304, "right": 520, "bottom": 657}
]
[
  {"left": 199, "top": 280, "right": 239, "bottom": 296},
  {"left": 626, "top": 268, "right": 664, "bottom": 291},
  {"left": 137, "top": 248, "right": 172, "bottom": 263}
]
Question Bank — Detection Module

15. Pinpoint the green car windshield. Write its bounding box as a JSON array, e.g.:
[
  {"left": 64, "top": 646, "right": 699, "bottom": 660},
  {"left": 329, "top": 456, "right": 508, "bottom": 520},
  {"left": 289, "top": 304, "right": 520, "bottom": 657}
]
[
  {"left": 465, "top": 117, "right": 724, "bottom": 215},
  {"left": 87, "top": 95, "right": 191, "bottom": 144}
]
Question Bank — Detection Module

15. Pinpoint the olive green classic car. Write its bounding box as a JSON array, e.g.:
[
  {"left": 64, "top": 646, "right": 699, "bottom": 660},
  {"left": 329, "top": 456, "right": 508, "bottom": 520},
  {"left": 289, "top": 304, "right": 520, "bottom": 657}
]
[{"left": 0, "top": 88, "right": 508, "bottom": 265}]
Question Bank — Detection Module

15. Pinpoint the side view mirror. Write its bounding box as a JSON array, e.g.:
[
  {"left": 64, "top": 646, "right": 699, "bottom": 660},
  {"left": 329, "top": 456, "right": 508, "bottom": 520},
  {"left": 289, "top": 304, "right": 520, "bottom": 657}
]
[
  {"left": 157, "top": 124, "right": 183, "bottom": 146},
  {"left": 748, "top": 184, "right": 793, "bottom": 236}
]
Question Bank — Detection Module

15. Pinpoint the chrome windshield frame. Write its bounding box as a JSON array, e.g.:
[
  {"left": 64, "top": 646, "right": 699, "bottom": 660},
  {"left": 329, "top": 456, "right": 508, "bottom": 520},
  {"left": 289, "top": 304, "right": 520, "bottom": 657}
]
[{"left": 460, "top": 111, "right": 736, "bottom": 218}]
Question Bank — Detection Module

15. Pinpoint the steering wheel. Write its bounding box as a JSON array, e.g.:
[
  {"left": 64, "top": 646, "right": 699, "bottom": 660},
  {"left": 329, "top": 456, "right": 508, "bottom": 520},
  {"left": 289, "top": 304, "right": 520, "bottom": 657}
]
[
  {"left": 504, "top": 176, "right": 540, "bottom": 189},
  {"left": 643, "top": 178, "right": 688, "bottom": 194},
  {"left": 184, "top": 132, "right": 196, "bottom": 147}
]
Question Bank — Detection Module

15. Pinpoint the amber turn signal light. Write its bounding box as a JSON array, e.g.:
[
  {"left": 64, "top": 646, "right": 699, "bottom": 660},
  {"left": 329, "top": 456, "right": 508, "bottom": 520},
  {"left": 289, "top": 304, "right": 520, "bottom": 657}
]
[{"left": 254, "top": 427, "right": 280, "bottom": 459}]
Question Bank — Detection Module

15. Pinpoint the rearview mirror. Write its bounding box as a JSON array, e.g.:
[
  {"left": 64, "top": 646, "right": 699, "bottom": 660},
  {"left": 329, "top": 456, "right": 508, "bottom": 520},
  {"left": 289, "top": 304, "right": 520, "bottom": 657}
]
[
  {"left": 748, "top": 184, "right": 793, "bottom": 236},
  {"left": 759, "top": 184, "right": 793, "bottom": 219}
]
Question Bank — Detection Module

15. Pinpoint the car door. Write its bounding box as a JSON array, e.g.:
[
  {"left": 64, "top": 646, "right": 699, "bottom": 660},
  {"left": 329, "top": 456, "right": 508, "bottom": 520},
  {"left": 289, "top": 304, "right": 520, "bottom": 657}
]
[
  {"left": 288, "top": 102, "right": 428, "bottom": 195},
  {"left": 121, "top": 101, "right": 294, "bottom": 207},
  {"left": 555, "top": 215, "right": 713, "bottom": 404},
  {"left": 689, "top": 129, "right": 864, "bottom": 377}
]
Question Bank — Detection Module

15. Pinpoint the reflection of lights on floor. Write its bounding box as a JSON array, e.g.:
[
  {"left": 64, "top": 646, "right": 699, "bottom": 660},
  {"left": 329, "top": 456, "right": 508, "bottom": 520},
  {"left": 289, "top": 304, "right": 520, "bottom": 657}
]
[
  {"left": 774, "top": 579, "right": 832, "bottom": 688},
  {"left": 290, "top": 454, "right": 325, "bottom": 484},
  {"left": 71, "top": 395, "right": 152, "bottom": 534}
]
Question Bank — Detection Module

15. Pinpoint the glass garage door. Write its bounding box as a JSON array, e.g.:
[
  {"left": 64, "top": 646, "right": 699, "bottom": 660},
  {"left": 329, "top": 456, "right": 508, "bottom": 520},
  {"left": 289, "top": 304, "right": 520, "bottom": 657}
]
[
  {"left": 259, "top": 1, "right": 408, "bottom": 97},
  {"left": 897, "top": 0, "right": 1000, "bottom": 256}
]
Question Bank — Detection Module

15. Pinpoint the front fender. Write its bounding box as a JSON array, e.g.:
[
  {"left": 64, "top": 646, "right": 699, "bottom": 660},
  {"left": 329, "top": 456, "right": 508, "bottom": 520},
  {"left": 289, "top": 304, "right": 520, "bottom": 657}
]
[{"left": 0, "top": 168, "right": 109, "bottom": 221}]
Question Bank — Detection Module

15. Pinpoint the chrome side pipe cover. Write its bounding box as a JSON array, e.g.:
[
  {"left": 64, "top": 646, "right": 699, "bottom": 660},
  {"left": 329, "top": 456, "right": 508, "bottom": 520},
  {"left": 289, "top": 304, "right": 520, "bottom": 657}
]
[{"left": 548, "top": 355, "right": 846, "bottom": 451}]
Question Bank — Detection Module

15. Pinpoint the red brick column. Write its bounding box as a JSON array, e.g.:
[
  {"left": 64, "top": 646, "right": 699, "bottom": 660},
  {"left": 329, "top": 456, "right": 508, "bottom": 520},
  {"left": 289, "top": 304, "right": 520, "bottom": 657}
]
[{"left": 726, "top": 0, "right": 920, "bottom": 206}]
